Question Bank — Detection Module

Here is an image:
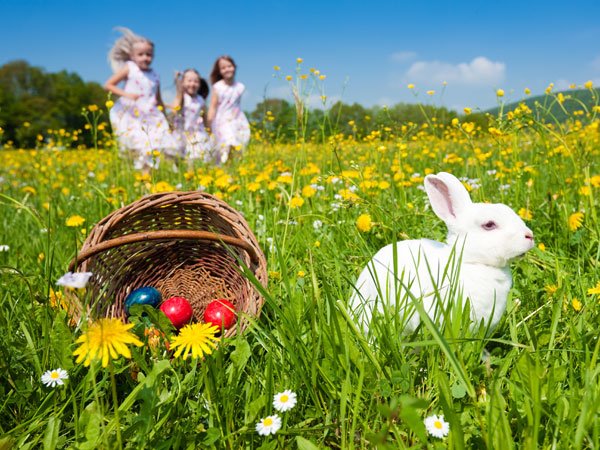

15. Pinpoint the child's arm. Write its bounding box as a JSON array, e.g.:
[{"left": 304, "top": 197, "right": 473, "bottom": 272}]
[
  {"left": 104, "top": 66, "right": 140, "bottom": 100},
  {"left": 207, "top": 92, "right": 218, "bottom": 131}
]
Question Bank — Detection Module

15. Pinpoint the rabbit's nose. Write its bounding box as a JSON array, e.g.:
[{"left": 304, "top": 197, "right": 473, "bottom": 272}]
[{"left": 525, "top": 231, "right": 534, "bottom": 241}]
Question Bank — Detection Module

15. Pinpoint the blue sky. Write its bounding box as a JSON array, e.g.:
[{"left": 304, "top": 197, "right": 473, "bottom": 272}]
[{"left": 2, "top": 0, "right": 600, "bottom": 112}]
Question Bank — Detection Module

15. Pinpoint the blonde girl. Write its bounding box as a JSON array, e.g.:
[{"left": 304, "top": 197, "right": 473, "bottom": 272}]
[
  {"left": 171, "top": 69, "right": 213, "bottom": 164},
  {"left": 207, "top": 55, "right": 250, "bottom": 165},
  {"left": 104, "top": 27, "right": 175, "bottom": 171}
]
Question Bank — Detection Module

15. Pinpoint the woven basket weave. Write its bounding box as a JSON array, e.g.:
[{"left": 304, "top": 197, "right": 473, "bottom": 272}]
[{"left": 68, "top": 191, "right": 268, "bottom": 337}]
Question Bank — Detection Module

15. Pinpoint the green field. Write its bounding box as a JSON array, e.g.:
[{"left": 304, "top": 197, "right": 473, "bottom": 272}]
[{"left": 0, "top": 91, "right": 599, "bottom": 449}]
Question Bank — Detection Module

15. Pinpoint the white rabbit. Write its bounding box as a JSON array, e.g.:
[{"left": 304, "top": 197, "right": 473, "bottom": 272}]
[{"left": 349, "top": 172, "right": 534, "bottom": 334}]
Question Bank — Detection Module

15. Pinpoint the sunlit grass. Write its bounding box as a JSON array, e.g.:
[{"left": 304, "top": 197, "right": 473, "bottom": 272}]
[{"left": 0, "top": 82, "right": 599, "bottom": 448}]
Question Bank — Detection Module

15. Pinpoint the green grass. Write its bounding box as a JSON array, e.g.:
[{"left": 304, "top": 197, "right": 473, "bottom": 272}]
[{"left": 0, "top": 101, "right": 599, "bottom": 449}]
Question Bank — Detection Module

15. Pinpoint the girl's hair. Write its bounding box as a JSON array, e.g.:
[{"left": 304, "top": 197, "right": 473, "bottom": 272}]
[
  {"left": 108, "top": 27, "right": 154, "bottom": 72},
  {"left": 182, "top": 69, "right": 210, "bottom": 99},
  {"left": 210, "top": 55, "right": 237, "bottom": 85}
]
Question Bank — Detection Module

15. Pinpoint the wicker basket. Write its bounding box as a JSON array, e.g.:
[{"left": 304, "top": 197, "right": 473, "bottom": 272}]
[{"left": 68, "top": 191, "right": 268, "bottom": 337}]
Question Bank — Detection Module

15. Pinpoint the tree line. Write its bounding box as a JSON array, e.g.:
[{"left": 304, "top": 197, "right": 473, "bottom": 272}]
[
  {"left": 0, "top": 60, "right": 494, "bottom": 149},
  {"left": 0, "top": 60, "right": 107, "bottom": 148}
]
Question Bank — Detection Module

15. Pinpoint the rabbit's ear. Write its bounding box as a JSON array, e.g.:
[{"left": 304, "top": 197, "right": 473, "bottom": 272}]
[{"left": 424, "top": 172, "right": 472, "bottom": 224}]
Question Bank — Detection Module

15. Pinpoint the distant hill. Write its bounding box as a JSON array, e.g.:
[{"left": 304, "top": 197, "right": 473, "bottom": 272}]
[{"left": 485, "top": 87, "right": 600, "bottom": 122}]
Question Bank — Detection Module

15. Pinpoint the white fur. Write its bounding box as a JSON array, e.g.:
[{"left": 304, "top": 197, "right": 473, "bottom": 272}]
[{"left": 349, "top": 172, "right": 534, "bottom": 334}]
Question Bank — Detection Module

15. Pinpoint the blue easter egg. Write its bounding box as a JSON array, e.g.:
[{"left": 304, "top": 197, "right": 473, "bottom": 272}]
[{"left": 124, "top": 287, "right": 162, "bottom": 314}]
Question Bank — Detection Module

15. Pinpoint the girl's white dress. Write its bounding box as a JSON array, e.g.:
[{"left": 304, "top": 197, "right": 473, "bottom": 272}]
[
  {"left": 172, "top": 93, "right": 213, "bottom": 162},
  {"left": 211, "top": 80, "right": 250, "bottom": 164},
  {"left": 109, "top": 61, "right": 176, "bottom": 170}
]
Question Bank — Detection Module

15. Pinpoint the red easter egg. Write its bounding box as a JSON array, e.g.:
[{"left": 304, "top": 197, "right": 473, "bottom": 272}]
[
  {"left": 204, "top": 299, "right": 236, "bottom": 329},
  {"left": 160, "top": 296, "right": 193, "bottom": 329}
]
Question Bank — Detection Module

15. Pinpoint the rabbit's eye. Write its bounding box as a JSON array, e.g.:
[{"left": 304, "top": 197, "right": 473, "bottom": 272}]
[{"left": 482, "top": 221, "right": 497, "bottom": 230}]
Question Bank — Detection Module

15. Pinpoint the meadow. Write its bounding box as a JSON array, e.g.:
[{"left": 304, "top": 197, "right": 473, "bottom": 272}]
[{"left": 0, "top": 78, "right": 599, "bottom": 449}]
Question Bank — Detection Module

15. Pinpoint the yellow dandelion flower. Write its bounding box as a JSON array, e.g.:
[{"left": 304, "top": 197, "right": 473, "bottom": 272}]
[
  {"left": 49, "top": 289, "right": 67, "bottom": 310},
  {"left": 518, "top": 208, "right": 532, "bottom": 220},
  {"left": 273, "top": 65, "right": 280, "bottom": 71},
  {"left": 356, "top": 214, "right": 373, "bottom": 232},
  {"left": 297, "top": 270, "right": 306, "bottom": 278},
  {"left": 496, "top": 89, "right": 505, "bottom": 97},
  {"left": 545, "top": 284, "right": 558, "bottom": 295},
  {"left": 151, "top": 181, "right": 175, "bottom": 193},
  {"left": 587, "top": 282, "right": 600, "bottom": 295},
  {"left": 426, "top": 90, "right": 435, "bottom": 96},
  {"left": 524, "top": 88, "right": 531, "bottom": 95},
  {"left": 170, "top": 323, "right": 220, "bottom": 360},
  {"left": 296, "top": 58, "right": 303, "bottom": 64},
  {"left": 66, "top": 215, "right": 85, "bottom": 227},
  {"left": 584, "top": 80, "right": 593, "bottom": 90},
  {"left": 105, "top": 100, "right": 114, "bottom": 108},
  {"left": 463, "top": 107, "right": 472, "bottom": 115},
  {"left": 247, "top": 182, "right": 261, "bottom": 192},
  {"left": 462, "top": 122, "right": 475, "bottom": 133},
  {"left": 88, "top": 104, "right": 99, "bottom": 112},
  {"left": 579, "top": 185, "right": 591, "bottom": 196},
  {"left": 451, "top": 118, "right": 459, "bottom": 126},
  {"left": 571, "top": 298, "right": 582, "bottom": 311},
  {"left": 302, "top": 185, "right": 317, "bottom": 198},
  {"left": 538, "top": 243, "right": 546, "bottom": 251},
  {"left": 289, "top": 196, "right": 305, "bottom": 208},
  {"left": 407, "top": 83, "right": 415, "bottom": 89},
  {"left": 568, "top": 212, "right": 584, "bottom": 231},
  {"left": 73, "top": 318, "right": 143, "bottom": 368},
  {"left": 338, "top": 189, "right": 360, "bottom": 202}
]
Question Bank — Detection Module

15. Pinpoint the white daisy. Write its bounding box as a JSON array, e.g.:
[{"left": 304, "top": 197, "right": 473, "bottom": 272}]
[
  {"left": 56, "top": 271, "right": 93, "bottom": 289},
  {"left": 424, "top": 414, "right": 450, "bottom": 438},
  {"left": 41, "top": 368, "right": 69, "bottom": 387},
  {"left": 0, "top": 245, "right": 9, "bottom": 252},
  {"left": 273, "top": 390, "right": 297, "bottom": 412},
  {"left": 255, "top": 414, "right": 281, "bottom": 436}
]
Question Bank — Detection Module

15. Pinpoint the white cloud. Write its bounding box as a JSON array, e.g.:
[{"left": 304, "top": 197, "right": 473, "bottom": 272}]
[
  {"left": 390, "top": 51, "right": 417, "bottom": 63},
  {"left": 405, "top": 56, "right": 506, "bottom": 87}
]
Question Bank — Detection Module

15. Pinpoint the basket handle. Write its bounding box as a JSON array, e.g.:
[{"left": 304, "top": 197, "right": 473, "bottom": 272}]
[{"left": 68, "top": 230, "right": 261, "bottom": 272}]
